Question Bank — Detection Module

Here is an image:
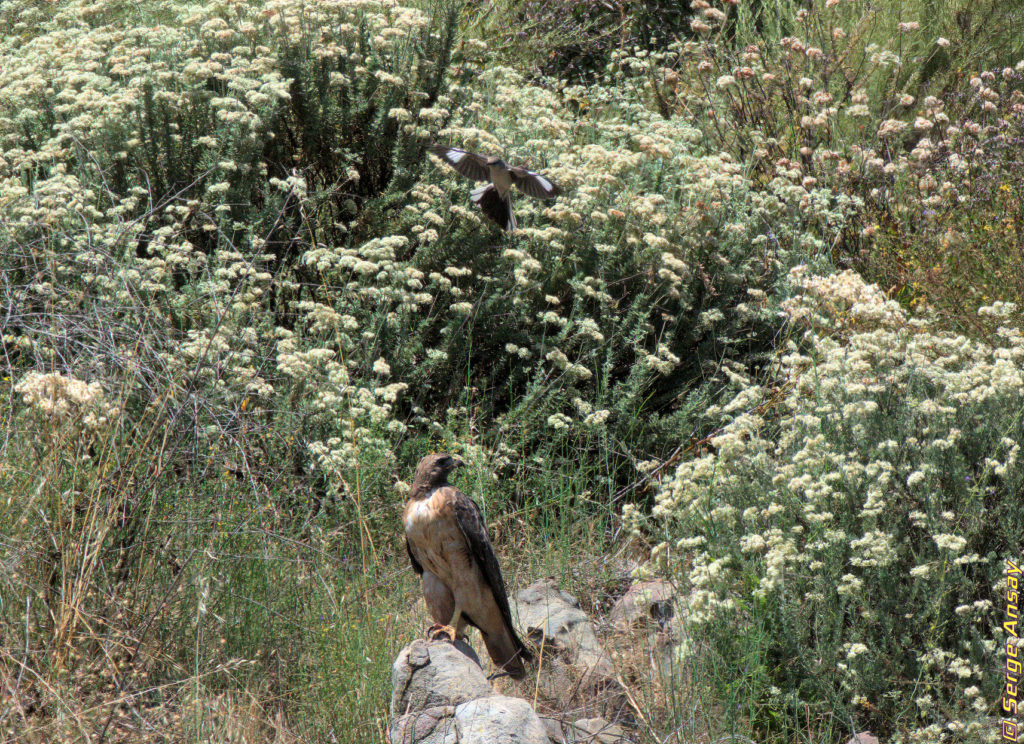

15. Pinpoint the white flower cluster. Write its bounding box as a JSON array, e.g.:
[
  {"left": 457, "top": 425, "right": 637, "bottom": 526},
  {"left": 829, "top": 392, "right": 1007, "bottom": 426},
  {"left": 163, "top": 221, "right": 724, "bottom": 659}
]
[
  {"left": 649, "top": 268, "right": 1022, "bottom": 733},
  {"left": 16, "top": 371, "right": 121, "bottom": 433}
]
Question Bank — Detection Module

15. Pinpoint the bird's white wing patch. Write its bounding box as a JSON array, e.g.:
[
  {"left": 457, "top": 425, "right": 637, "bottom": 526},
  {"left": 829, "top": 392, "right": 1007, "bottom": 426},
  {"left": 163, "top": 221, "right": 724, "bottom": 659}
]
[
  {"left": 532, "top": 173, "right": 554, "bottom": 192},
  {"left": 470, "top": 184, "right": 490, "bottom": 202},
  {"left": 446, "top": 150, "right": 468, "bottom": 163}
]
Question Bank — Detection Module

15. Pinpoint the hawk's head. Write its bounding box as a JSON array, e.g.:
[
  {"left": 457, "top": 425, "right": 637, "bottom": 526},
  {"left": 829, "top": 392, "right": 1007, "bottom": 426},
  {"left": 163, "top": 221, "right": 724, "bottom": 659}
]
[{"left": 411, "top": 453, "right": 464, "bottom": 497}]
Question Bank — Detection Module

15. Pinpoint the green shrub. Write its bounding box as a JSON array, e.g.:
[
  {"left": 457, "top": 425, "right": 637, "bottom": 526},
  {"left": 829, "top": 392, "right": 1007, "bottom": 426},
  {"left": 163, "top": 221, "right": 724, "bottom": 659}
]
[
  {"left": 634, "top": 269, "right": 1023, "bottom": 742},
  {"left": 622, "top": 0, "right": 1024, "bottom": 330},
  {"left": 463, "top": 0, "right": 690, "bottom": 82},
  {"left": 289, "top": 60, "right": 865, "bottom": 508}
]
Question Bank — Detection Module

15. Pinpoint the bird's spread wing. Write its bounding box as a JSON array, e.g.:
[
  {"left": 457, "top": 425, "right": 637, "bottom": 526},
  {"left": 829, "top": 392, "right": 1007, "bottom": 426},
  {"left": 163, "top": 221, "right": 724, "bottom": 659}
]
[
  {"left": 443, "top": 487, "right": 531, "bottom": 662},
  {"left": 509, "top": 166, "right": 561, "bottom": 199},
  {"left": 429, "top": 145, "right": 490, "bottom": 182}
]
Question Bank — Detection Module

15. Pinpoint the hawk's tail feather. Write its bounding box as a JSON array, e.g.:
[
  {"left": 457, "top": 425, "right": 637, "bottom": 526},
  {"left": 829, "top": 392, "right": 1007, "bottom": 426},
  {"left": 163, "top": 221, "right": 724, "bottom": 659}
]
[
  {"left": 514, "top": 630, "right": 533, "bottom": 663},
  {"left": 481, "top": 626, "right": 531, "bottom": 680}
]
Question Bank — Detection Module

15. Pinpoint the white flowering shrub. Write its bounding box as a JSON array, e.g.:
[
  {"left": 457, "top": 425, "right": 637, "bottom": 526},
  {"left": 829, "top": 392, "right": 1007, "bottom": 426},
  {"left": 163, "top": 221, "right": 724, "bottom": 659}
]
[
  {"left": 15, "top": 372, "right": 120, "bottom": 440},
  {"left": 626, "top": 0, "right": 1024, "bottom": 328},
  {"left": 642, "top": 269, "right": 1023, "bottom": 740},
  {"left": 285, "top": 59, "right": 863, "bottom": 501},
  {"left": 637, "top": 0, "right": 1022, "bottom": 170},
  {"left": 0, "top": 0, "right": 461, "bottom": 499}
]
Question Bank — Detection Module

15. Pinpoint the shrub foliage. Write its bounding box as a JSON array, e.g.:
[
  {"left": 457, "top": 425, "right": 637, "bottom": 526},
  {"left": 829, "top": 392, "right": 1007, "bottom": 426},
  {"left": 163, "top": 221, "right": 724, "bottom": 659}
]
[
  {"left": 1, "top": 0, "right": 1023, "bottom": 741},
  {"left": 636, "top": 271, "right": 1023, "bottom": 741}
]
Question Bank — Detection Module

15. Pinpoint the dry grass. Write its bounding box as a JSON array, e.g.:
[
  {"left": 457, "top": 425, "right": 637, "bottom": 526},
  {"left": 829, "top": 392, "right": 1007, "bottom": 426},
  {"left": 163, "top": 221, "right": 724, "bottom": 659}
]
[{"left": 1, "top": 448, "right": 666, "bottom": 743}]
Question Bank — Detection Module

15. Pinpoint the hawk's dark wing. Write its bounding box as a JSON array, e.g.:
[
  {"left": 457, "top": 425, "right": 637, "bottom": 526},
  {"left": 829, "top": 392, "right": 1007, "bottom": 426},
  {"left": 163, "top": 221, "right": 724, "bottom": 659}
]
[
  {"left": 509, "top": 166, "right": 561, "bottom": 199},
  {"left": 428, "top": 145, "right": 490, "bottom": 182},
  {"left": 406, "top": 537, "right": 424, "bottom": 575},
  {"left": 446, "top": 486, "right": 533, "bottom": 662}
]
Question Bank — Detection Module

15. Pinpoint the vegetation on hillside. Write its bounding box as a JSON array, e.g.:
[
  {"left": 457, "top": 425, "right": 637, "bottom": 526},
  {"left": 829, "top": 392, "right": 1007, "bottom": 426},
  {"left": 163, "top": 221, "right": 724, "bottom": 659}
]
[{"left": 1, "top": 0, "right": 1022, "bottom": 741}]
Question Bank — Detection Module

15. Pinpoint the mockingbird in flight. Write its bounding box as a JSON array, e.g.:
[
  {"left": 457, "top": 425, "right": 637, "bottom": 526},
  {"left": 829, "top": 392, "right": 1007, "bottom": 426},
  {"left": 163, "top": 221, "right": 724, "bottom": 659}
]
[{"left": 428, "top": 145, "right": 561, "bottom": 232}]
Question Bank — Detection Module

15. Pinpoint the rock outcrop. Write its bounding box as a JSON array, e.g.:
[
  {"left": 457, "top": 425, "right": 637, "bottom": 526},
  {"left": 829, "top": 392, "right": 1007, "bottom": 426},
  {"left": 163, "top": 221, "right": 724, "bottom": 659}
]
[
  {"left": 388, "top": 576, "right": 684, "bottom": 743},
  {"left": 513, "top": 578, "right": 625, "bottom": 718},
  {"left": 388, "top": 638, "right": 548, "bottom": 744}
]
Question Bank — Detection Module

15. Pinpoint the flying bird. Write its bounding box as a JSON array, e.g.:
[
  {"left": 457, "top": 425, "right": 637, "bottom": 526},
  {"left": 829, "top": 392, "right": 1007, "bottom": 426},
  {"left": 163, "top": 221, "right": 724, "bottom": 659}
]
[
  {"left": 403, "top": 453, "right": 532, "bottom": 679},
  {"left": 428, "top": 144, "right": 561, "bottom": 232}
]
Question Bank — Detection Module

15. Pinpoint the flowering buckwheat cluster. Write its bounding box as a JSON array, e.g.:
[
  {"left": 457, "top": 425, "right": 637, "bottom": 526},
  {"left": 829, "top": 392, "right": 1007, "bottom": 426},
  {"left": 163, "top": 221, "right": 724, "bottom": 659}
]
[
  {"left": 643, "top": 267, "right": 1022, "bottom": 739},
  {"left": 622, "top": 0, "right": 1024, "bottom": 326},
  {"left": 1, "top": 0, "right": 461, "bottom": 478},
  {"left": 15, "top": 372, "right": 121, "bottom": 440},
  {"left": 304, "top": 56, "right": 858, "bottom": 478}
]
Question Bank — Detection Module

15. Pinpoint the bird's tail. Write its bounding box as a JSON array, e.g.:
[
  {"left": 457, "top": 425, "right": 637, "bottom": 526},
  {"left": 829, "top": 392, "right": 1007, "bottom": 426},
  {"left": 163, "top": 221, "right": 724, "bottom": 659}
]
[
  {"left": 482, "top": 626, "right": 532, "bottom": 679},
  {"left": 470, "top": 184, "right": 516, "bottom": 232}
]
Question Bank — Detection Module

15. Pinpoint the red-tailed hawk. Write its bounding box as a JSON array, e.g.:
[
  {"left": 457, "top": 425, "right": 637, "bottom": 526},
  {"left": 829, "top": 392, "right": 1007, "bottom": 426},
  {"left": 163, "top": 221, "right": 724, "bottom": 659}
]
[
  {"left": 428, "top": 145, "right": 562, "bottom": 232},
  {"left": 404, "top": 453, "right": 532, "bottom": 678}
]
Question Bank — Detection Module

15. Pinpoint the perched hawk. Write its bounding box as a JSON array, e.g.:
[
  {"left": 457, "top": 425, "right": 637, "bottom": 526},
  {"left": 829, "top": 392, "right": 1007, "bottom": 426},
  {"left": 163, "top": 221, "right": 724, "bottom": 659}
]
[
  {"left": 428, "top": 144, "right": 561, "bottom": 232},
  {"left": 403, "top": 453, "right": 532, "bottom": 678}
]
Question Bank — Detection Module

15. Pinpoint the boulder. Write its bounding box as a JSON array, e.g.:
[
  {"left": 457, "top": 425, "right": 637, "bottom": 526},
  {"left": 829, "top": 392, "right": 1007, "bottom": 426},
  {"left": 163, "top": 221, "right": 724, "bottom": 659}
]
[
  {"left": 608, "top": 579, "right": 686, "bottom": 688},
  {"left": 513, "top": 579, "right": 623, "bottom": 716},
  {"left": 389, "top": 696, "right": 549, "bottom": 744},
  {"left": 570, "top": 717, "right": 633, "bottom": 743},
  {"left": 607, "top": 580, "right": 677, "bottom": 629},
  {"left": 390, "top": 639, "right": 493, "bottom": 718},
  {"left": 540, "top": 716, "right": 565, "bottom": 743},
  {"left": 389, "top": 706, "right": 457, "bottom": 744},
  {"left": 454, "top": 696, "right": 549, "bottom": 744},
  {"left": 515, "top": 579, "right": 614, "bottom": 679},
  {"left": 542, "top": 716, "right": 634, "bottom": 743}
]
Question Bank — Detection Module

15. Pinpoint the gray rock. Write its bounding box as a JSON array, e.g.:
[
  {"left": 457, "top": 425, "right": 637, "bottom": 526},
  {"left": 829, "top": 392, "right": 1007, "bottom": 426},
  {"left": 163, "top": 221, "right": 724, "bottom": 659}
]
[
  {"left": 847, "top": 733, "right": 879, "bottom": 744},
  {"left": 608, "top": 580, "right": 686, "bottom": 692},
  {"left": 570, "top": 717, "right": 633, "bottom": 743},
  {"left": 540, "top": 716, "right": 634, "bottom": 743},
  {"left": 454, "top": 696, "right": 549, "bottom": 744},
  {"left": 388, "top": 706, "right": 457, "bottom": 744},
  {"left": 390, "top": 639, "right": 493, "bottom": 718},
  {"left": 608, "top": 580, "right": 677, "bottom": 629},
  {"left": 540, "top": 716, "right": 567, "bottom": 743},
  {"left": 514, "top": 579, "right": 614, "bottom": 681},
  {"left": 514, "top": 578, "right": 625, "bottom": 717}
]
